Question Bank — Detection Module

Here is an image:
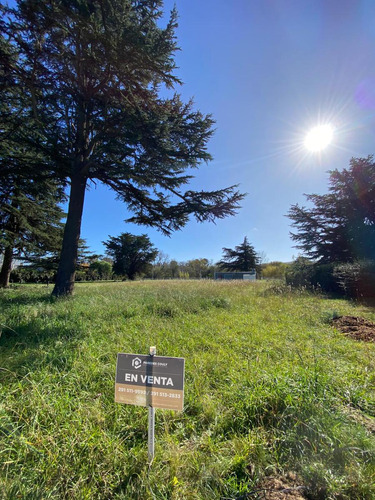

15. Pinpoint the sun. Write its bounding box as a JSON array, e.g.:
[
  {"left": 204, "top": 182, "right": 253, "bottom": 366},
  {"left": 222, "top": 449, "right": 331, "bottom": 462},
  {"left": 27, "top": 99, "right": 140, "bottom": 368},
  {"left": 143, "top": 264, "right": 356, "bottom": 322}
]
[{"left": 304, "top": 124, "right": 334, "bottom": 152}]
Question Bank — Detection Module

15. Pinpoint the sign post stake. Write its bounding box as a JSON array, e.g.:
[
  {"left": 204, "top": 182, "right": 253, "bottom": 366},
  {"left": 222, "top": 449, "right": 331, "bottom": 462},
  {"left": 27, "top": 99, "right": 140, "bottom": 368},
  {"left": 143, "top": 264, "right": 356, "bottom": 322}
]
[
  {"left": 148, "top": 346, "right": 156, "bottom": 464},
  {"left": 115, "top": 347, "right": 184, "bottom": 464}
]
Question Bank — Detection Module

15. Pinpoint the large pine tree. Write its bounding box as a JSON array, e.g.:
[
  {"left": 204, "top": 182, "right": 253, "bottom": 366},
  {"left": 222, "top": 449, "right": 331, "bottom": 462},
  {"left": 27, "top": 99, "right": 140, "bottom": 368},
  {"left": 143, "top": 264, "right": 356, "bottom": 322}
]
[
  {"left": 1, "top": 0, "right": 244, "bottom": 296},
  {"left": 288, "top": 156, "right": 375, "bottom": 263}
]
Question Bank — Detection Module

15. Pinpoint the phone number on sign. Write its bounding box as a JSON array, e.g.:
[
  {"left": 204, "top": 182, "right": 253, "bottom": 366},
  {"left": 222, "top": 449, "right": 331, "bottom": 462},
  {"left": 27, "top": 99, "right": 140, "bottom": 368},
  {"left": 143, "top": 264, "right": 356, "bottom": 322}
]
[{"left": 118, "top": 387, "right": 181, "bottom": 398}]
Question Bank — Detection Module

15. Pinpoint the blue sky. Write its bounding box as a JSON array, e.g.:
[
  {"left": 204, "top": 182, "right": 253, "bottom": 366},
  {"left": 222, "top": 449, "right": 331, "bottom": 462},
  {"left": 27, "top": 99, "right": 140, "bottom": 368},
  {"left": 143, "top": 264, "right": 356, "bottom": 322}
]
[{"left": 80, "top": 0, "right": 375, "bottom": 263}]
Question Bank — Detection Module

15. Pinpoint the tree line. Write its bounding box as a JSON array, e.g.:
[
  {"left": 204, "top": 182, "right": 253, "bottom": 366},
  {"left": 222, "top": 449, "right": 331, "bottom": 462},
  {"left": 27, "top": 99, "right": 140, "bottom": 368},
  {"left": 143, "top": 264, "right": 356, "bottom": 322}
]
[
  {"left": 3, "top": 153, "right": 375, "bottom": 292},
  {"left": 9, "top": 255, "right": 215, "bottom": 283},
  {"left": 7, "top": 234, "right": 264, "bottom": 284}
]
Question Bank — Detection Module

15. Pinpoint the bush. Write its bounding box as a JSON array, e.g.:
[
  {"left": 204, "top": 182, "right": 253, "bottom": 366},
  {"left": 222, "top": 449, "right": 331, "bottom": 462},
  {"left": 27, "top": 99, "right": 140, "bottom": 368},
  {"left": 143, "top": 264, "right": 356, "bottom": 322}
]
[
  {"left": 310, "top": 263, "right": 341, "bottom": 294},
  {"left": 262, "top": 261, "right": 288, "bottom": 280},
  {"left": 10, "top": 267, "right": 56, "bottom": 284},
  {"left": 285, "top": 257, "right": 314, "bottom": 288},
  {"left": 287, "top": 258, "right": 375, "bottom": 298},
  {"left": 333, "top": 260, "right": 375, "bottom": 297},
  {"left": 286, "top": 259, "right": 340, "bottom": 293}
]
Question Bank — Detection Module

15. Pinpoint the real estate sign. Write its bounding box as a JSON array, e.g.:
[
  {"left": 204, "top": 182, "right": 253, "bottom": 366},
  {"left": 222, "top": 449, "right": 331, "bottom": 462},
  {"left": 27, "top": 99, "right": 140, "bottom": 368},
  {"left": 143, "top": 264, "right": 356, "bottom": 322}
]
[{"left": 115, "top": 353, "right": 185, "bottom": 411}]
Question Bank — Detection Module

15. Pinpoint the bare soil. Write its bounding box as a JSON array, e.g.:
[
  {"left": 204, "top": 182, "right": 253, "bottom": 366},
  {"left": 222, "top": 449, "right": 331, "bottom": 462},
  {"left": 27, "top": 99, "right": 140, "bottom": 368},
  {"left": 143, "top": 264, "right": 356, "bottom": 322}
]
[
  {"left": 255, "top": 473, "right": 307, "bottom": 499},
  {"left": 342, "top": 406, "right": 375, "bottom": 434},
  {"left": 331, "top": 315, "right": 375, "bottom": 342}
]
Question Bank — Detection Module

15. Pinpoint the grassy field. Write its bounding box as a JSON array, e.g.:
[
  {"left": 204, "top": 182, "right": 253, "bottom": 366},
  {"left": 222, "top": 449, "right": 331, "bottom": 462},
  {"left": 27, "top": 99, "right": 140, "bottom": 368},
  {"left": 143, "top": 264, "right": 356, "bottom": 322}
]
[{"left": 0, "top": 280, "right": 374, "bottom": 499}]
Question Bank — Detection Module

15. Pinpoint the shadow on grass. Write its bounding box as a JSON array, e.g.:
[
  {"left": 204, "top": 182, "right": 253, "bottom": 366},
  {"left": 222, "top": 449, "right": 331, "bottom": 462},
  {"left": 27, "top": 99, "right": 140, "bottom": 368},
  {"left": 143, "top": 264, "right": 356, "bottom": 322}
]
[
  {"left": 1, "top": 316, "right": 81, "bottom": 344},
  {"left": 323, "top": 292, "right": 375, "bottom": 311},
  {"left": 0, "top": 315, "right": 84, "bottom": 377},
  {"left": 357, "top": 296, "right": 375, "bottom": 309},
  {"left": 0, "top": 291, "right": 58, "bottom": 308},
  {"left": 0, "top": 287, "right": 76, "bottom": 347},
  {"left": 266, "top": 284, "right": 375, "bottom": 309}
]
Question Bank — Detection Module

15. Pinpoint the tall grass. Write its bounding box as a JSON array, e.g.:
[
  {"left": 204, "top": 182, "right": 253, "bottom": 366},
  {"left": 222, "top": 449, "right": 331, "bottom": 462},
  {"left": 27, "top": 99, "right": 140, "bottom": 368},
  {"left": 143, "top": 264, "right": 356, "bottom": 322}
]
[{"left": 1, "top": 281, "right": 374, "bottom": 499}]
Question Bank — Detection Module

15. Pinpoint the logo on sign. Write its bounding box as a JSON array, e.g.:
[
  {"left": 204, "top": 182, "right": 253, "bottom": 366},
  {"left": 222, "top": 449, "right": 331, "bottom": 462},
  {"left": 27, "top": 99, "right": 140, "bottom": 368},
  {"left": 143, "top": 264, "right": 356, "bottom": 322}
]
[{"left": 132, "top": 357, "right": 142, "bottom": 369}]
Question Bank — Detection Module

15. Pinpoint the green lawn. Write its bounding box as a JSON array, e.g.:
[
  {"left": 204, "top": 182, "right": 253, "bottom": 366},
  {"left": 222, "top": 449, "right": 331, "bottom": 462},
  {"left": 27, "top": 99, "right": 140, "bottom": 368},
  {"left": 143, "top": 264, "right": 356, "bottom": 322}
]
[{"left": 1, "top": 281, "right": 374, "bottom": 499}]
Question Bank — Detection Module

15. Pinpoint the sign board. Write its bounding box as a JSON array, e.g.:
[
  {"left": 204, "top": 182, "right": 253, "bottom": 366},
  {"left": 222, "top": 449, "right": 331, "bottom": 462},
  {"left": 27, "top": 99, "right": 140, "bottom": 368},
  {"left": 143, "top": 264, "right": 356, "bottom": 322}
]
[{"left": 115, "top": 353, "right": 185, "bottom": 411}]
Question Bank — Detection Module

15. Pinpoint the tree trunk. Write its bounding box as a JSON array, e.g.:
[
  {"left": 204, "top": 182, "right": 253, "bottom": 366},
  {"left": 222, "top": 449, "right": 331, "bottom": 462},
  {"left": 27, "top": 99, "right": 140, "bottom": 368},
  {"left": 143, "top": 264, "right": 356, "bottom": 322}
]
[
  {"left": 52, "top": 174, "right": 87, "bottom": 296},
  {"left": 0, "top": 193, "right": 19, "bottom": 289},
  {"left": 0, "top": 245, "right": 14, "bottom": 288}
]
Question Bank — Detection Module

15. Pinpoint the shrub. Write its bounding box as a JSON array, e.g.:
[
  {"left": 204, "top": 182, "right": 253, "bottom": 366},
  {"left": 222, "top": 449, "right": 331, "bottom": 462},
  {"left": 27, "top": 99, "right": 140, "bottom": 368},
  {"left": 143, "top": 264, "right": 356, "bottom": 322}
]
[
  {"left": 262, "top": 261, "right": 288, "bottom": 280},
  {"left": 285, "top": 257, "right": 314, "bottom": 288},
  {"left": 285, "top": 259, "right": 340, "bottom": 294},
  {"left": 287, "top": 257, "right": 375, "bottom": 298},
  {"left": 310, "top": 263, "right": 341, "bottom": 294},
  {"left": 333, "top": 260, "right": 375, "bottom": 297}
]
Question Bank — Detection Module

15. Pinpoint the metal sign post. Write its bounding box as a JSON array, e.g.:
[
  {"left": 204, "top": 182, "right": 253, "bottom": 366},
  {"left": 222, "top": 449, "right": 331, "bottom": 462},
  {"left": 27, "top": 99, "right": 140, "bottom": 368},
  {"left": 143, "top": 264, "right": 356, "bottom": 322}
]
[{"left": 148, "top": 346, "right": 156, "bottom": 463}]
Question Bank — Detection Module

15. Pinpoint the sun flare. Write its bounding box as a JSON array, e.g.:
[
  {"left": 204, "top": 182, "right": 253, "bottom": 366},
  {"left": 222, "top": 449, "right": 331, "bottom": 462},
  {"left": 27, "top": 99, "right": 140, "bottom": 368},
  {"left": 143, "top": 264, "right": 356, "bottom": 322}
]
[{"left": 304, "top": 124, "right": 334, "bottom": 152}]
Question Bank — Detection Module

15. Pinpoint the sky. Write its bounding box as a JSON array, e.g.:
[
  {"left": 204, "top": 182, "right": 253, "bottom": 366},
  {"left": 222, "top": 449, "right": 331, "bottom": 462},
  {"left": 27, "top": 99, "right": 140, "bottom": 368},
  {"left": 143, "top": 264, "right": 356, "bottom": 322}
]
[{"left": 78, "top": 0, "right": 375, "bottom": 263}]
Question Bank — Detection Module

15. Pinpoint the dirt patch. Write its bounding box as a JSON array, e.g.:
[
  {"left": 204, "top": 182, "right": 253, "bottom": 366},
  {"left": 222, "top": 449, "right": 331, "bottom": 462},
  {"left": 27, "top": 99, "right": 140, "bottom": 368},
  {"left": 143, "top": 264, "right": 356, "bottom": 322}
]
[
  {"left": 342, "top": 406, "right": 375, "bottom": 434},
  {"left": 255, "top": 473, "right": 307, "bottom": 499},
  {"left": 331, "top": 315, "right": 375, "bottom": 342}
]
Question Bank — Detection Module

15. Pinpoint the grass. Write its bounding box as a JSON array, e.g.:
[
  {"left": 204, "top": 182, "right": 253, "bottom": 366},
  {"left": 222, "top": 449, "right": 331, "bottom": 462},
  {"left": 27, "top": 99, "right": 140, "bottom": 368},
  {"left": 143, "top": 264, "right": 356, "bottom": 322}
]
[{"left": 0, "top": 280, "right": 375, "bottom": 499}]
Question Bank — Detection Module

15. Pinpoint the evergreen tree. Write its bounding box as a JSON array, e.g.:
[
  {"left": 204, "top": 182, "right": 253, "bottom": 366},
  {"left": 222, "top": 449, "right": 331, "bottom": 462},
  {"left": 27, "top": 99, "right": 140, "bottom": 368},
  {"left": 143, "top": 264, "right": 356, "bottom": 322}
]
[
  {"left": 0, "top": 176, "right": 66, "bottom": 288},
  {"left": 1, "top": 0, "right": 244, "bottom": 296},
  {"left": 288, "top": 156, "right": 375, "bottom": 263},
  {"left": 104, "top": 232, "right": 158, "bottom": 280},
  {"left": 0, "top": 22, "right": 66, "bottom": 287},
  {"left": 217, "top": 237, "right": 259, "bottom": 271}
]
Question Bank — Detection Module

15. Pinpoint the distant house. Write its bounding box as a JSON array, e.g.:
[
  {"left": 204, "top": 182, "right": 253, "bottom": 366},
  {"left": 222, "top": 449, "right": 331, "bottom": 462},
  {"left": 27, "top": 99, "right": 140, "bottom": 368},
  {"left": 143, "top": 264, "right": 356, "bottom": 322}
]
[{"left": 214, "top": 270, "right": 256, "bottom": 281}]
